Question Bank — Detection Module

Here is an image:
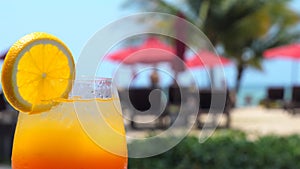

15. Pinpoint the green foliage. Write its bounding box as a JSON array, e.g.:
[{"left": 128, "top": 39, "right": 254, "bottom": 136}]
[
  {"left": 124, "top": 0, "right": 300, "bottom": 92},
  {"left": 128, "top": 130, "right": 300, "bottom": 169}
]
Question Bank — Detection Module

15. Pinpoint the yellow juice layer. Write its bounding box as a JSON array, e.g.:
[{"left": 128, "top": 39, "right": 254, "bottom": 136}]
[{"left": 12, "top": 99, "right": 127, "bottom": 169}]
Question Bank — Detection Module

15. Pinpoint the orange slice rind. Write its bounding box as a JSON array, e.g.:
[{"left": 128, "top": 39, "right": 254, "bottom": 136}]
[{"left": 1, "top": 32, "right": 75, "bottom": 114}]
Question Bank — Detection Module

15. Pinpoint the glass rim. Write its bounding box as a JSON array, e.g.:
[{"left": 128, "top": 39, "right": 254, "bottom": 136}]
[
  {"left": 70, "top": 76, "right": 114, "bottom": 99},
  {"left": 73, "top": 76, "right": 112, "bottom": 82}
]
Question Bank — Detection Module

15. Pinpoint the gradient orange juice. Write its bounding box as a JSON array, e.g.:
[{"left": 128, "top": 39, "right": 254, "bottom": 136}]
[{"left": 11, "top": 99, "right": 127, "bottom": 169}]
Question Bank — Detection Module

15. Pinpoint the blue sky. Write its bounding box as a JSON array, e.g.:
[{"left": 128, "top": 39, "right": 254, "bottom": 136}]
[
  {"left": 1, "top": 0, "right": 300, "bottom": 89},
  {"left": 0, "top": 0, "right": 130, "bottom": 59}
]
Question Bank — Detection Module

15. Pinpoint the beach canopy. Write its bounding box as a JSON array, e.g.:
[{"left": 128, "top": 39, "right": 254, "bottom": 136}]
[
  {"left": 186, "top": 50, "right": 231, "bottom": 68},
  {"left": 106, "top": 37, "right": 176, "bottom": 65},
  {"left": 185, "top": 50, "right": 231, "bottom": 87},
  {"left": 263, "top": 43, "right": 300, "bottom": 84},
  {"left": 263, "top": 43, "right": 300, "bottom": 59}
]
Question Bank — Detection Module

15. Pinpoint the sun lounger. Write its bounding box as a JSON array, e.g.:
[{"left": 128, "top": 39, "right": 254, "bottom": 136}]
[
  {"left": 124, "top": 88, "right": 168, "bottom": 129},
  {"left": 197, "top": 89, "right": 232, "bottom": 128},
  {"left": 264, "top": 87, "right": 285, "bottom": 108},
  {"left": 284, "top": 86, "right": 300, "bottom": 114}
]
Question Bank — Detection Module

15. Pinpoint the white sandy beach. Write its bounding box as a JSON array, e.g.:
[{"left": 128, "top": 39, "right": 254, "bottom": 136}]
[
  {"left": 231, "top": 106, "right": 300, "bottom": 136},
  {"left": 125, "top": 106, "right": 300, "bottom": 138}
]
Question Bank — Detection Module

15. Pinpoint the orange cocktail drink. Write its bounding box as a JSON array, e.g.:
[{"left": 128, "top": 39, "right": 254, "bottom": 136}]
[
  {"left": 12, "top": 98, "right": 128, "bottom": 169},
  {"left": 1, "top": 32, "right": 128, "bottom": 169}
]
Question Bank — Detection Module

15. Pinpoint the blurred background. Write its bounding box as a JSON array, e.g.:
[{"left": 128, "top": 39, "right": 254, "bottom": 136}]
[
  {"left": 1, "top": 0, "right": 300, "bottom": 106},
  {"left": 2, "top": 0, "right": 300, "bottom": 168}
]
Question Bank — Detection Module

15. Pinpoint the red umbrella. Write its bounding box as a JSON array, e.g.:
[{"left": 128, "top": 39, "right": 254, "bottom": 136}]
[
  {"left": 116, "top": 48, "right": 176, "bottom": 65},
  {"left": 106, "top": 37, "right": 175, "bottom": 64},
  {"left": 186, "top": 50, "right": 231, "bottom": 87},
  {"left": 106, "top": 47, "right": 138, "bottom": 63},
  {"left": 263, "top": 43, "right": 300, "bottom": 59},
  {"left": 263, "top": 43, "right": 300, "bottom": 84},
  {"left": 186, "top": 50, "right": 231, "bottom": 68},
  {"left": 140, "top": 37, "right": 174, "bottom": 53}
]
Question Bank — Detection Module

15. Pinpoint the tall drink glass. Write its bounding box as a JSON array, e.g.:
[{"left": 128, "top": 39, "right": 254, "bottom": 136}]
[{"left": 11, "top": 78, "right": 128, "bottom": 169}]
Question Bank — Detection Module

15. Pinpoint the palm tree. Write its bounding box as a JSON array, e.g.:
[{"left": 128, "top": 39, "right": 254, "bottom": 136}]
[
  {"left": 124, "top": 0, "right": 300, "bottom": 92},
  {"left": 196, "top": 0, "right": 300, "bottom": 91}
]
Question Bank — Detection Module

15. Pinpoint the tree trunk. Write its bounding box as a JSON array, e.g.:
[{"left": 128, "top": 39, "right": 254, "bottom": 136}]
[{"left": 235, "top": 63, "right": 245, "bottom": 93}]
